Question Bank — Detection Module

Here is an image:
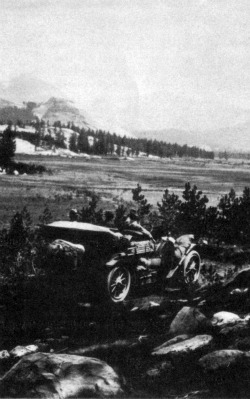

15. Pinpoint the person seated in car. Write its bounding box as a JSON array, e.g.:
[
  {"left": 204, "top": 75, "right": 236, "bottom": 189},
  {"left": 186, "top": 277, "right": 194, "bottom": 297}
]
[
  {"left": 124, "top": 209, "right": 153, "bottom": 240},
  {"left": 140, "top": 233, "right": 195, "bottom": 282},
  {"left": 69, "top": 209, "right": 79, "bottom": 222}
]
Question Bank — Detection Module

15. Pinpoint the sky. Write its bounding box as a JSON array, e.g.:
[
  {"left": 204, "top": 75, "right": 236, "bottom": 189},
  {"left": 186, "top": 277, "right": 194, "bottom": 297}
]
[{"left": 0, "top": 0, "right": 250, "bottom": 132}]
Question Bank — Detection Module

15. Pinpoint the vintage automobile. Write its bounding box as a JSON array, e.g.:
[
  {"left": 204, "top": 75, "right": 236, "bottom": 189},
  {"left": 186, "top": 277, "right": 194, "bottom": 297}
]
[{"left": 41, "top": 221, "right": 201, "bottom": 303}]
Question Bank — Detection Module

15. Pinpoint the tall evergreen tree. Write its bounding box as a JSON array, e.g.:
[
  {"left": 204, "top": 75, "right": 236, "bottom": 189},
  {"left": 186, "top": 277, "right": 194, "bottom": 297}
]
[
  {"left": 55, "top": 128, "right": 66, "bottom": 148},
  {"left": 77, "top": 130, "right": 89, "bottom": 153},
  {"left": 0, "top": 124, "right": 16, "bottom": 167},
  {"left": 69, "top": 133, "right": 78, "bottom": 152}
]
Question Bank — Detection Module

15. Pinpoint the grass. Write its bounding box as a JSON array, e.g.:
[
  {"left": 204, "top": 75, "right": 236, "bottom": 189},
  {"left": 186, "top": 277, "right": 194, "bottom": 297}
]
[{"left": 0, "top": 154, "right": 250, "bottom": 227}]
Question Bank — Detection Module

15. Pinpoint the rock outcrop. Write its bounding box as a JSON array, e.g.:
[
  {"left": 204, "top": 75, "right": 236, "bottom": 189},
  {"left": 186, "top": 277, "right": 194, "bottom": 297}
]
[
  {"left": 169, "top": 306, "right": 211, "bottom": 336},
  {"left": 0, "top": 352, "right": 124, "bottom": 398},
  {"left": 152, "top": 334, "right": 213, "bottom": 360},
  {"left": 211, "top": 311, "right": 241, "bottom": 327}
]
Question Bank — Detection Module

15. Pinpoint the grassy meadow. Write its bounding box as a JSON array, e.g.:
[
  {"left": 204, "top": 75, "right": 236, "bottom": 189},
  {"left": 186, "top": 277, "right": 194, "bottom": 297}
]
[{"left": 0, "top": 154, "right": 250, "bottom": 227}]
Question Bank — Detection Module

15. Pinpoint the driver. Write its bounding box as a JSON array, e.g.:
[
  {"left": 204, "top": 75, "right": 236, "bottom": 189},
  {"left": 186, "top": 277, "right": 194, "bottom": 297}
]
[
  {"left": 69, "top": 209, "right": 79, "bottom": 221},
  {"left": 124, "top": 209, "right": 153, "bottom": 240}
]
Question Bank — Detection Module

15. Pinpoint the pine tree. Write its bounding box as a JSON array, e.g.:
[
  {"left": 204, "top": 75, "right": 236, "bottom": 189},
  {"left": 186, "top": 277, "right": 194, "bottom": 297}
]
[
  {"left": 157, "top": 189, "right": 182, "bottom": 235},
  {"left": 132, "top": 184, "right": 152, "bottom": 219},
  {"left": 55, "top": 128, "right": 66, "bottom": 149},
  {"left": 180, "top": 183, "right": 209, "bottom": 236},
  {"left": 69, "top": 133, "right": 78, "bottom": 152},
  {"left": 39, "top": 206, "right": 53, "bottom": 225},
  {"left": 0, "top": 124, "right": 16, "bottom": 167},
  {"left": 77, "top": 130, "right": 89, "bottom": 153}
]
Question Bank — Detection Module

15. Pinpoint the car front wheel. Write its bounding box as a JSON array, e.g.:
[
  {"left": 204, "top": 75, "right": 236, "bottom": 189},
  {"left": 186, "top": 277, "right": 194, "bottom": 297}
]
[{"left": 107, "top": 266, "right": 131, "bottom": 303}]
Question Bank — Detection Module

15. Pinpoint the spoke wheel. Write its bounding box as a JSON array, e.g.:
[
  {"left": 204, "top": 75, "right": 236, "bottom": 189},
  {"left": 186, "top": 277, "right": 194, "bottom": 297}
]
[
  {"left": 107, "top": 266, "right": 131, "bottom": 303},
  {"left": 183, "top": 250, "right": 201, "bottom": 285}
]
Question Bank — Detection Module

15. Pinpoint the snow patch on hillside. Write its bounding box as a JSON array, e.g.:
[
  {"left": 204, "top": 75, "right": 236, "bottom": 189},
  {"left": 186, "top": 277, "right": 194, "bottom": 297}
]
[
  {"left": 16, "top": 138, "right": 36, "bottom": 154},
  {"left": 15, "top": 138, "right": 80, "bottom": 157}
]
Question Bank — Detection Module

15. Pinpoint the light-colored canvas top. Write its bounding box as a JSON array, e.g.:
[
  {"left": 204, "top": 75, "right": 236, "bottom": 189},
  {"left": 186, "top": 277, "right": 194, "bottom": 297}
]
[{"left": 46, "top": 221, "right": 122, "bottom": 238}]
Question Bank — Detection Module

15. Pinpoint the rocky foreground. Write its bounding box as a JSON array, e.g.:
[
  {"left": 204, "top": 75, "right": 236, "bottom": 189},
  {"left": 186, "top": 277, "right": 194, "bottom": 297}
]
[{"left": 1, "top": 266, "right": 250, "bottom": 398}]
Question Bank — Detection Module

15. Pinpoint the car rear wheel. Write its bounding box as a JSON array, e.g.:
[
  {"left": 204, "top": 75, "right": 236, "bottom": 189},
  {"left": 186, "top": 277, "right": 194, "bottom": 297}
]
[{"left": 107, "top": 266, "right": 131, "bottom": 303}]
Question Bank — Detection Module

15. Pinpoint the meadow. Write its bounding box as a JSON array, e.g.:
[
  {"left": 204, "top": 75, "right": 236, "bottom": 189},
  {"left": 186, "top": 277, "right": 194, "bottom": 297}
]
[{"left": 0, "top": 154, "right": 250, "bottom": 227}]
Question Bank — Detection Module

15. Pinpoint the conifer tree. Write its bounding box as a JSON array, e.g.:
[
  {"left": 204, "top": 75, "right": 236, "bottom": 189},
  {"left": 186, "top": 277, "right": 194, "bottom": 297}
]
[{"left": 0, "top": 123, "right": 16, "bottom": 167}]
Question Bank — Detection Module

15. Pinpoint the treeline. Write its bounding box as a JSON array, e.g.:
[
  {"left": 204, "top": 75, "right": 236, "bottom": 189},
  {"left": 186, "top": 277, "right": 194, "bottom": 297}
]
[
  {"left": 1, "top": 183, "right": 250, "bottom": 279},
  {"left": 68, "top": 124, "right": 215, "bottom": 159},
  {"left": 1, "top": 117, "right": 214, "bottom": 159},
  {"left": 0, "top": 104, "right": 35, "bottom": 125}
]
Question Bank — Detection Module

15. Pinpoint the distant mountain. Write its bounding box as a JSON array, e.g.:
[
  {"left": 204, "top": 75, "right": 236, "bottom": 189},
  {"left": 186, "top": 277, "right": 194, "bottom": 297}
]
[
  {"left": 34, "top": 97, "right": 135, "bottom": 137},
  {"left": 0, "top": 96, "right": 135, "bottom": 138},
  {"left": 0, "top": 74, "right": 135, "bottom": 138},
  {"left": 33, "top": 97, "right": 94, "bottom": 130}
]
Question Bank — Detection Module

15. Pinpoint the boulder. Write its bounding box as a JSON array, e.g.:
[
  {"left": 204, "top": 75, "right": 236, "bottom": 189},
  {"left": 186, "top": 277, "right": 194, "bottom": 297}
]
[
  {"left": 199, "top": 349, "right": 250, "bottom": 394},
  {"left": 199, "top": 349, "right": 244, "bottom": 370},
  {"left": 0, "top": 350, "right": 10, "bottom": 361},
  {"left": 152, "top": 335, "right": 213, "bottom": 361},
  {"left": 211, "top": 311, "right": 241, "bottom": 327},
  {"left": 218, "top": 320, "right": 250, "bottom": 346},
  {"left": 0, "top": 352, "right": 124, "bottom": 398},
  {"left": 10, "top": 345, "right": 39, "bottom": 359},
  {"left": 150, "top": 334, "right": 191, "bottom": 353},
  {"left": 169, "top": 307, "right": 211, "bottom": 336}
]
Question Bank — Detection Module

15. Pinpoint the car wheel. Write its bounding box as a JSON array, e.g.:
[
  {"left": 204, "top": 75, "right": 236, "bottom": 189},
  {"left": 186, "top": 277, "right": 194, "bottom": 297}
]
[{"left": 107, "top": 266, "right": 131, "bottom": 303}]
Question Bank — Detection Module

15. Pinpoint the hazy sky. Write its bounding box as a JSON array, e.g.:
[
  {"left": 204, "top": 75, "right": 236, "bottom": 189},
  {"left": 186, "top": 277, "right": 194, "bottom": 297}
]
[{"left": 0, "top": 0, "right": 250, "bottom": 131}]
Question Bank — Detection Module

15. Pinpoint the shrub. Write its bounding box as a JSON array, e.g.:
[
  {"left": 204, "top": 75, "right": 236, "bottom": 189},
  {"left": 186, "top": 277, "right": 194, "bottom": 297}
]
[
  {"left": 10, "top": 161, "right": 47, "bottom": 175},
  {"left": 80, "top": 193, "right": 104, "bottom": 224}
]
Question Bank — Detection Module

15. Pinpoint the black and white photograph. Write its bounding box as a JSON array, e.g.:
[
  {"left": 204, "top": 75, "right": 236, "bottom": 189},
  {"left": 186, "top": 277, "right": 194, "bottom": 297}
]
[{"left": 0, "top": 0, "right": 250, "bottom": 397}]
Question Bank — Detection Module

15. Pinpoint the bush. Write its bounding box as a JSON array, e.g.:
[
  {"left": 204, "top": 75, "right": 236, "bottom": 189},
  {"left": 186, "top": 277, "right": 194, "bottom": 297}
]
[{"left": 9, "top": 161, "right": 47, "bottom": 175}]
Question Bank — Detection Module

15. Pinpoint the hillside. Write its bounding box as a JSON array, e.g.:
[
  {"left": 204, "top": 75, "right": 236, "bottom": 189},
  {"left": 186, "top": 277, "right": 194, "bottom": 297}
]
[
  {"left": 0, "top": 96, "right": 135, "bottom": 139},
  {"left": 0, "top": 75, "right": 135, "bottom": 138},
  {"left": 33, "top": 97, "right": 94, "bottom": 130}
]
